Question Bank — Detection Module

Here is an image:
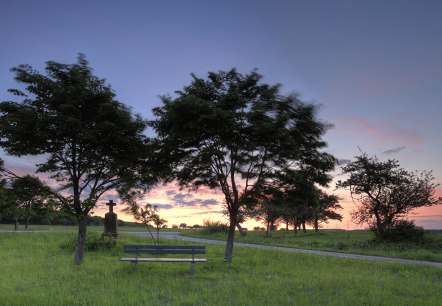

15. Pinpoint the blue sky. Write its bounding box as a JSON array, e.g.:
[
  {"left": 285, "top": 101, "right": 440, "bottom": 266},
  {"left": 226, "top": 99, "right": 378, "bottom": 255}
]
[{"left": 1, "top": 0, "right": 441, "bottom": 228}]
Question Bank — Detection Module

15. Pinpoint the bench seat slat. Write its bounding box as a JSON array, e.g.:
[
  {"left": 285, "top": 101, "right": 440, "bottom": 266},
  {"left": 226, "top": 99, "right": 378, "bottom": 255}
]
[
  {"left": 119, "top": 258, "right": 207, "bottom": 263},
  {"left": 123, "top": 249, "right": 205, "bottom": 255},
  {"left": 123, "top": 245, "right": 205, "bottom": 250}
]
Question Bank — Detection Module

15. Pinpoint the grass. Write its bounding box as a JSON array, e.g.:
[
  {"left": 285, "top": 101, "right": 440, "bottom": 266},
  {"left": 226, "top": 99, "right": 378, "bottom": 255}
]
[
  {"left": 181, "top": 229, "right": 442, "bottom": 262},
  {"left": 1, "top": 231, "right": 442, "bottom": 305}
]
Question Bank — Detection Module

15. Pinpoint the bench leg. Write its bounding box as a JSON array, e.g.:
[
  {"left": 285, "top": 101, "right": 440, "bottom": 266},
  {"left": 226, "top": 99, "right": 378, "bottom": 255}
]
[
  {"left": 190, "top": 262, "right": 195, "bottom": 273},
  {"left": 131, "top": 261, "right": 137, "bottom": 268}
]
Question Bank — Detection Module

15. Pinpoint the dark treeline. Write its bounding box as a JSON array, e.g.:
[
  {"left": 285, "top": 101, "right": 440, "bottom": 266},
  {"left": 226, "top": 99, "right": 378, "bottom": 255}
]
[{"left": 0, "top": 211, "right": 142, "bottom": 227}]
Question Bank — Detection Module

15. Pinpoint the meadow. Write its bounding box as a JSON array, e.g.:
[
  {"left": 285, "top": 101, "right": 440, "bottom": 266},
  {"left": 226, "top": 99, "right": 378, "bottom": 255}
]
[
  {"left": 1, "top": 228, "right": 441, "bottom": 305},
  {"left": 182, "top": 229, "right": 442, "bottom": 263}
]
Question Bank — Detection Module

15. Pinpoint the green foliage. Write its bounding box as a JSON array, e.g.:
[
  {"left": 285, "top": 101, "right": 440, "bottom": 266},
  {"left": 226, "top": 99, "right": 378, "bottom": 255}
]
[
  {"left": 60, "top": 231, "right": 117, "bottom": 252},
  {"left": 201, "top": 219, "right": 229, "bottom": 234},
  {"left": 373, "top": 220, "right": 425, "bottom": 242}
]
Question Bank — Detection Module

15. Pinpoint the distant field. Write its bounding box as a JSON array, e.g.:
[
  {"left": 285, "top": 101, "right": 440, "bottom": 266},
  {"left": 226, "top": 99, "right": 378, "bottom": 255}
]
[
  {"left": 181, "top": 229, "right": 442, "bottom": 262},
  {"left": 3, "top": 224, "right": 442, "bottom": 262},
  {"left": 0, "top": 231, "right": 441, "bottom": 305}
]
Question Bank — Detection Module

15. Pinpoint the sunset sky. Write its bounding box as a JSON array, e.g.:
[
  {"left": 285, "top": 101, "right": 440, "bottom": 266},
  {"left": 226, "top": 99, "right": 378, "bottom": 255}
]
[{"left": 1, "top": 0, "right": 441, "bottom": 229}]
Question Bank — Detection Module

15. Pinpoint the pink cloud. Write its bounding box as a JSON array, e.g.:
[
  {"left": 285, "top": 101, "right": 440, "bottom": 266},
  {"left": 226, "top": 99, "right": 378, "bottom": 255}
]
[
  {"left": 329, "top": 58, "right": 442, "bottom": 101},
  {"left": 334, "top": 118, "right": 424, "bottom": 148}
]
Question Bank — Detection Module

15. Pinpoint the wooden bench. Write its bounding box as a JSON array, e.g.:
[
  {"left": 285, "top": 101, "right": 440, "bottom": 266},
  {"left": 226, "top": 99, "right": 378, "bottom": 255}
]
[{"left": 119, "top": 245, "right": 206, "bottom": 272}]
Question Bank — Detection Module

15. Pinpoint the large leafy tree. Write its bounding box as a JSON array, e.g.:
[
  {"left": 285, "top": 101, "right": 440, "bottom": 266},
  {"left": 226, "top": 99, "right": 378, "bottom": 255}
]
[
  {"left": 0, "top": 55, "right": 156, "bottom": 264},
  {"left": 336, "top": 153, "right": 442, "bottom": 237},
  {"left": 151, "top": 69, "right": 335, "bottom": 262}
]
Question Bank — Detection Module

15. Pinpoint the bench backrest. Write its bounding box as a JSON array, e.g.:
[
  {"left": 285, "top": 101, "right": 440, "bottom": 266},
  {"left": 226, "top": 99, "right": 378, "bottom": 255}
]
[{"left": 123, "top": 245, "right": 206, "bottom": 256}]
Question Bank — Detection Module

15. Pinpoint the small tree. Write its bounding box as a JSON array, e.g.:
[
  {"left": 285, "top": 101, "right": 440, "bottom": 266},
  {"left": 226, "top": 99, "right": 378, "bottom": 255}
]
[
  {"left": 272, "top": 173, "right": 329, "bottom": 233},
  {"left": 0, "top": 159, "right": 15, "bottom": 222},
  {"left": 10, "top": 175, "right": 53, "bottom": 230},
  {"left": 124, "top": 203, "right": 163, "bottom": 244},
  {"left": 309, "top": 189, "right": 342, "bottom": 232},
  {"left": 337, "top": 153, "right": 442, "bottom": 239},
  {"left": 251, "top": 197, "right": 284, "bottom": 235},
  {"left": 151, "top": 213, "right": 167, "bottom": 243}
]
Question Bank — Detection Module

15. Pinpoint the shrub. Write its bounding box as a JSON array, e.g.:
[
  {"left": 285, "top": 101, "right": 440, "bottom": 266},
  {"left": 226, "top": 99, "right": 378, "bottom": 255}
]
[
  {"left": 373, "top": 220, "right": 425, "bottom": 242},
  {"left": 201, "top": 219, "right": 229, "bottom": 234},
  {"left": 61, "top": 231, "right": 117, "bottom": 252}
]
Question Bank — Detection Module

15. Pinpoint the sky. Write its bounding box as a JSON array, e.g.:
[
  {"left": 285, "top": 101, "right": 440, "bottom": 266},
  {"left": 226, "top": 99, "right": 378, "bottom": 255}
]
[{"left": 1, "top": 0, "right": 441, "bottom": 229}]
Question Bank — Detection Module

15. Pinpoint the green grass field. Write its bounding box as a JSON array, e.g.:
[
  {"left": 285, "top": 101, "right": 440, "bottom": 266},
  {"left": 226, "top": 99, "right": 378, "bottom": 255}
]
[
  {"left": 0, "top": 230, "right": 441, "bottom": 305},
  {"left": 182, "top": 229, "right": 442, "bottom": 262}
]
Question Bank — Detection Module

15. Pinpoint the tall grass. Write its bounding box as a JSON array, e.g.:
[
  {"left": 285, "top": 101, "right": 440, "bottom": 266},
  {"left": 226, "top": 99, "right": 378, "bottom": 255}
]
[{"left": 0, "top": 232, "right": 441, "bottom": 305}]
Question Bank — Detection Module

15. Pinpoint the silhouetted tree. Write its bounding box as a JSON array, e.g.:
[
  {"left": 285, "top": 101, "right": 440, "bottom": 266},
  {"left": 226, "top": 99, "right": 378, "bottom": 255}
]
[
  {"left": 0, "top": 55, "right": 156, "bottom": 264},
  {"left": 252, "top": 198, "right": 284, "bottom": 234},
  {"left": 151, "top": 69, "right": 335, "bottom": 262},
  {"left": 0, "top": 158, "right": 14, "bottom": 222},
  {"left": 309, "top": 189, "right": 342, "bottom": 232},
  {"left": 9, "top": 175, "right": 53, "bottom": 230},
  {"left": 337, "top": 153, "right": 441, "bottom": 238}
]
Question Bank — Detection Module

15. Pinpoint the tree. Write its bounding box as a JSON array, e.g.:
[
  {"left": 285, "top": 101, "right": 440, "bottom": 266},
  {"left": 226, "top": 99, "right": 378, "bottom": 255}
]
[
  {"left": 151, "top": 213, "right": 167, "bottom": 243},
  {"left": 309, "top": 189, "right": 342, "bottom": 232},
  {"left": 263, "top": 170, "right": 332, "bottom": 233},
  {"left": 253, "top": 198, "right": 283, "bottom": 234},
  {"left": 0, "top": 158, "right": 14, "bottom": 222},
  {"left": 336, "top": 153, "right": 442, "bottom": 238},
  {"left": 124, "top": 203, "right": 166, "bottom": 244},
  {"left": 9, "top": 175, "right": 53, "bottom": 230},
  {"left": 151, "top": 69, "right": 335, "bottom": 262},
  {"left": 0, "top": 177, "right": 12, "bottom": 224},
  {"left": 0, "top": 55, "right": 156, "bottom": 264}
]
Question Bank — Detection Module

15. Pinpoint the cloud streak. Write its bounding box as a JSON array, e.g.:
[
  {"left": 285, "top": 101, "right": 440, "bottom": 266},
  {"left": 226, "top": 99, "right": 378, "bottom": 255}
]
[
  {"left": 382, "top": 146, "right": 406, "bottom": 155},
  {"left": 166, "top": 191, "right": 220, "bottom": 208}
]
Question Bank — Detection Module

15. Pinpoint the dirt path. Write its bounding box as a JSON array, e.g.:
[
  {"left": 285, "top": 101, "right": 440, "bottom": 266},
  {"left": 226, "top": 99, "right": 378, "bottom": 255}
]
[{"left": 127, "top": 231, "right": 442, "bottom": 268}]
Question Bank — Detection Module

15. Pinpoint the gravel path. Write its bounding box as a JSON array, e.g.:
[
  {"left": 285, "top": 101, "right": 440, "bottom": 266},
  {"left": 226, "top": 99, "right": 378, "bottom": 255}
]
[{"left": 127, "top": 231, "right": 442, "bottom": 268}]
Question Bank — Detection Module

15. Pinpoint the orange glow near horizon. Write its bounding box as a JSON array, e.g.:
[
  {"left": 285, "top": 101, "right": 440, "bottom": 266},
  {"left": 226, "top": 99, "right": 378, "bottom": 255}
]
[{"left": 92, "top": 184, "right": 442, "bottom": 230}]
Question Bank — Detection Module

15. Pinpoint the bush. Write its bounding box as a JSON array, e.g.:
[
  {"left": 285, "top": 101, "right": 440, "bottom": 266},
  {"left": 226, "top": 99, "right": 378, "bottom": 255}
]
[
  {"left": 201, "top": 220, "right": 229, "bottom": 234},
  {"left": 61, "top": 232, "right": 117, "bottom": 252},
  {"left": 373, "top": 220, "right": 425, "bottom": 242}
]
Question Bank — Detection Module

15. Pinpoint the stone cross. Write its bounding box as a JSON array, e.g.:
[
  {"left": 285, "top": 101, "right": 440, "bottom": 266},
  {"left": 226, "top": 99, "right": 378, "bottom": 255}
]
[
  {"left": 106, "top": 200, "right": 116, "bottom": 214},
  {"left": 104, "top": 199, "right": 119, "bottom": 238}
]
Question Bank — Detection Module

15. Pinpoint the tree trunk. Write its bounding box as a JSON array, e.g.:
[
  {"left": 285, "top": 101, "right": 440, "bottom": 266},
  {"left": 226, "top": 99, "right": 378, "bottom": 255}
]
[
  {"left": 14, "top": 218, "right": 19, "bottom": 231},
  {"left": 374, "top": 210, "right": 384, "bottom": 236},
  {"left": 25, "top": 218, "right": 29, "bottom": 231},
  {"left": 293, "top": 222, "right": 298, "bottom": 234},
  {"left": 286, "top": 222, "right": 289, "bottom": 231},
  {"left": 74, "top": 218, "right": 87, "bottom": 265},
  {"left": 302, "top": 222, "right": 306, "bottom": 233},
  {"left": 314, "top": 218, "right": 319, "bottom": 232},
  {"left": 224, "top": 211, "right": 237, "bottom": 263}
]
